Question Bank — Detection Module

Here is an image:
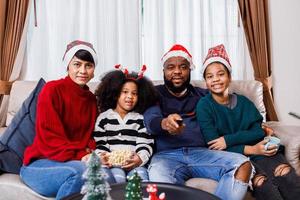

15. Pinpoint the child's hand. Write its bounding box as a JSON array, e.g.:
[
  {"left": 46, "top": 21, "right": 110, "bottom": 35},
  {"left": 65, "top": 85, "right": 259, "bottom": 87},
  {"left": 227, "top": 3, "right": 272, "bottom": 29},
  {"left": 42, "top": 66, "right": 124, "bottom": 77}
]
[
  {"left": 121, "top": 153, "right": 142, "bottom": 171},
  {"left": 208, "top": 137, "right": 227, "bottom": 150},
  {"left": 99, "top": 152, "right": 112, "bottom": 167},
  {"left": 252, "top": 139, "right": 278, "bottom": 156}
]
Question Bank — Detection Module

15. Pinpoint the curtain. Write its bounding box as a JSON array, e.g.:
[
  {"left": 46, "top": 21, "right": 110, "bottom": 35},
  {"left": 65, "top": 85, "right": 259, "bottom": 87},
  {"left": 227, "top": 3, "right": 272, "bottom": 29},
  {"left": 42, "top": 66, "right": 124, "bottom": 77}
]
[
  {"left": 238, "top": 0, "right": 278, "bottom": 121},
  {"left": 0, "top": 0, "right": 30, "bottom": 126},
  {"left": 23, "top": 0, "right": 252, "bottom": 82},
  {"left": 21, "top": 0, "right": 141, "bottom": 82},
  {"left": 142, "top": 0, "right": 253, "bottom": 80}
]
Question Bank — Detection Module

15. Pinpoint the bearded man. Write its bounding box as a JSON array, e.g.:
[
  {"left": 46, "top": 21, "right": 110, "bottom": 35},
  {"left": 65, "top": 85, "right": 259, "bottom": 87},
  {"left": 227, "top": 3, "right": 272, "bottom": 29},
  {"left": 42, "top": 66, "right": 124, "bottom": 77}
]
[{"left": 144, "top": 44, "right": 253, "bottom": 200}]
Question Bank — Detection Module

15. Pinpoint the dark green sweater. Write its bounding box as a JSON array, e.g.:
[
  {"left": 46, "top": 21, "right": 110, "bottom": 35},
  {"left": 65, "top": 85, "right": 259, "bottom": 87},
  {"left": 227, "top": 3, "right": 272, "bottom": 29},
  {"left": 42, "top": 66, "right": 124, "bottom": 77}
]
[{"left": 196, "top": 93, "right": 265, "bottom": 160}]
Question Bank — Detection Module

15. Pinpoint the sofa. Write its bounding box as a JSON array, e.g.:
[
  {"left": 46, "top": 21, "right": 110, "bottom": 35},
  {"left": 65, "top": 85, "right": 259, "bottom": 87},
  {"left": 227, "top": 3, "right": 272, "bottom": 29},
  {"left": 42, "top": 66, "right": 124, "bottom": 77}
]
[{"left": 0, "top": 79, "right": 299, "bottom": 200}]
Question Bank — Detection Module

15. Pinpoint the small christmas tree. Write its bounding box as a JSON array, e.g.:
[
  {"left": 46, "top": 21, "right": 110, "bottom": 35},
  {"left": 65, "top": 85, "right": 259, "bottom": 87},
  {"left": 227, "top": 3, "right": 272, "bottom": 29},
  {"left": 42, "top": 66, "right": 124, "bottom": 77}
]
[
  {"left": 125, "top": 171, "right": 143, "bottom": 200},
  {"left": 81, "top": 151, "right": 111, "bottom": 200}
]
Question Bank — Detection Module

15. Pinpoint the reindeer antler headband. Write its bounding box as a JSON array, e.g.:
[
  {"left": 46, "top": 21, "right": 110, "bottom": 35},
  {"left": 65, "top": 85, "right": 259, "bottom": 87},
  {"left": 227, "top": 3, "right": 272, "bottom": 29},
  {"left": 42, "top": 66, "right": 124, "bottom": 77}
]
[{"left": 114, "top": 64, "right": 147, "bottom": 79}]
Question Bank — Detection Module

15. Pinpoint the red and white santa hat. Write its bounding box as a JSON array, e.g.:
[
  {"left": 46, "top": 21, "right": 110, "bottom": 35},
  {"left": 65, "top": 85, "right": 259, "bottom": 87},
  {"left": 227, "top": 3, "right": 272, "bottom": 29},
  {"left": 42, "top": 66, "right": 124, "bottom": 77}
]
[
  {"left": 161, "top": 44, "right": 195, "bottom": 70},
  {"left": 62, "top": 40, "right": 98, "bottom": 69},
  {"left": 202, "top": 44, "right": 231, "bottom": 73}
]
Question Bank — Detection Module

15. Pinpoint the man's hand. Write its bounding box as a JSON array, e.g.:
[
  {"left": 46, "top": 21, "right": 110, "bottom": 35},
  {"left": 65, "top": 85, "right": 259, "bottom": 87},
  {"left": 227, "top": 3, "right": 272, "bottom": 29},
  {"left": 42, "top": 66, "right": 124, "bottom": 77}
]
[
  {"left": 208, "top": 137, "right": 227, "bottom": 150},
  {"left": 122, "top": 152, "right": 142, "bottom": 171},
  {"left": 161, "top": 114, "right": 185, "bottom": 135}
]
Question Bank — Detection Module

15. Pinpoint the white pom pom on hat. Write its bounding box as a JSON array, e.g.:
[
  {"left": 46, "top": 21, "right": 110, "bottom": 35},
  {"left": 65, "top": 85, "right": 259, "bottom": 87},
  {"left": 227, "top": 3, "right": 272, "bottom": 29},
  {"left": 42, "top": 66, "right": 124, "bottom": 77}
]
[
  {"left": 161, "top": 44, "right": 195, "bottom": 70},
  {"left": 202, "top": 44, "right": 232, "bottom": 73},
  {"left": 62, "top": 40, "right": 98, "bottom": 69}
]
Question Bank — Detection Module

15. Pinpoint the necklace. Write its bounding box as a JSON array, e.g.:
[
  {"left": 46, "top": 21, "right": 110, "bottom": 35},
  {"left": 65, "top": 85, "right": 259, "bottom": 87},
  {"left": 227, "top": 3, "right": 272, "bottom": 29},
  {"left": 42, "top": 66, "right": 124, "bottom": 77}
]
[{"left": 167, "top": 88, "right": 188, "bottom": 97}]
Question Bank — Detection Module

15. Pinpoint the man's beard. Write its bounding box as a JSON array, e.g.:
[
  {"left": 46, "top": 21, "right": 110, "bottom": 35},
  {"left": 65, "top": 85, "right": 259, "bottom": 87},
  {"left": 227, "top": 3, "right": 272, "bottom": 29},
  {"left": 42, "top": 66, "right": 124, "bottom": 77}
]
[{"left": 164, "top": 74, "right": 191, "bottom": 94}]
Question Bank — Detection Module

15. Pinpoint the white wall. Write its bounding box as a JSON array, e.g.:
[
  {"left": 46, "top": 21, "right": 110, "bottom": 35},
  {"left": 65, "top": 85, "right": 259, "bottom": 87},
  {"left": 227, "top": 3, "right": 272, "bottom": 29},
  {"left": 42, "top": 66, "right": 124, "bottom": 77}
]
[{"left": 270, "top": 0, "right": 300, "bottom": 125}]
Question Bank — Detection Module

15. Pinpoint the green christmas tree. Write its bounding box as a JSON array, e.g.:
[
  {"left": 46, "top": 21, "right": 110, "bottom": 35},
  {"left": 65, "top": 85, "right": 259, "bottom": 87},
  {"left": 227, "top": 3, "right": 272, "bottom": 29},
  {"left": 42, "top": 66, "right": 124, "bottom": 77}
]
[
  {"left": 81, "top": 151, "right": 111, "bottom": 200},
  {"left": 125, "top": 171, "right": 143, "bottom": 200}
]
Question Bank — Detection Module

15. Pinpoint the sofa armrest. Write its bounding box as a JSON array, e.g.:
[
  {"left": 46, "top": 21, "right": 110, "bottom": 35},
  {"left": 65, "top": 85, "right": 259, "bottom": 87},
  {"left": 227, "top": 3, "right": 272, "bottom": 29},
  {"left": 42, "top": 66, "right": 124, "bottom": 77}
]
[
  {"left": 265, "top": 121, "right": 300, "bottom": 175},
  {"left": 0, "top": 173, "right": 54, "bottom": 200}
]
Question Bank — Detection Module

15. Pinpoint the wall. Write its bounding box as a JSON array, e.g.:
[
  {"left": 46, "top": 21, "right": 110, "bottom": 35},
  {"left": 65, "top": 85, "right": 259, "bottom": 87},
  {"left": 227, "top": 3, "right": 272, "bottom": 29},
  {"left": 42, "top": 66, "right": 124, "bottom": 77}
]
[{"left": 270, "top": 0, "right": 300, "bottom": 125}]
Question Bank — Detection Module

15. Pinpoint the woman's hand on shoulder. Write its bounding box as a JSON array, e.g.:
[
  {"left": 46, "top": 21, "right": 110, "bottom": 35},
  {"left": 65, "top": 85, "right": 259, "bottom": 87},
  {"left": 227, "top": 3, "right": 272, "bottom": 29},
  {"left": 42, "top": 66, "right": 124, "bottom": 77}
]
[{"left": 207, "top": 137, "right": 227, "bottom": 150}]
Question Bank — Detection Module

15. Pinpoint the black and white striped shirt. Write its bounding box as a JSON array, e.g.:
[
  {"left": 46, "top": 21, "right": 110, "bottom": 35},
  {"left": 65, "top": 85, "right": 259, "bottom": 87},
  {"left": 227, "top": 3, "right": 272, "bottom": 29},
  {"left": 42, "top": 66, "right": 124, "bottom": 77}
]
[{"left": 93, "top": 109, "right": 154, "bottom": 166}]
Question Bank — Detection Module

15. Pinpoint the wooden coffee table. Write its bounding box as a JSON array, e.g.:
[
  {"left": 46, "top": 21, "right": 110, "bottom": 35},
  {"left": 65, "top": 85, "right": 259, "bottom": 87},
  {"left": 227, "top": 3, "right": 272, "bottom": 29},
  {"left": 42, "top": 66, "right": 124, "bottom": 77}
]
[{"left": 62, "top": 182, "right": 220, "bottom": 200}]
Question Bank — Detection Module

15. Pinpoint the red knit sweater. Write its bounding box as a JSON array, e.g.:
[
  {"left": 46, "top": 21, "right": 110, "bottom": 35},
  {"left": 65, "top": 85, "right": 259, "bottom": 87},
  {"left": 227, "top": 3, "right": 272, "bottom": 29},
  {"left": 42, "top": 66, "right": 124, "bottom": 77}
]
[{"left": 23, "top": 76, "right": 97, "bottom": 165}]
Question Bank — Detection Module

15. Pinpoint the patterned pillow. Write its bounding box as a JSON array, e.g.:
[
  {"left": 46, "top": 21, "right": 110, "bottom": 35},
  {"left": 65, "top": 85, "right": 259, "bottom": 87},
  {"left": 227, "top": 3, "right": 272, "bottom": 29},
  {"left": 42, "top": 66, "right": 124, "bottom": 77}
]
[{"left": 0, "top": 78, "right": 45, "bottom": 174}]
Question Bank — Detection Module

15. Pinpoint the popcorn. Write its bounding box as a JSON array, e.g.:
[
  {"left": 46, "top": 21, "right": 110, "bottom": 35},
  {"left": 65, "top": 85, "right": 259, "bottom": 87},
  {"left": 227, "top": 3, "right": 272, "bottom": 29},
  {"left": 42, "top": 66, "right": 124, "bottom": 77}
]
[{"left": 108, "top": 149, "right": 133, "bottom": 166}]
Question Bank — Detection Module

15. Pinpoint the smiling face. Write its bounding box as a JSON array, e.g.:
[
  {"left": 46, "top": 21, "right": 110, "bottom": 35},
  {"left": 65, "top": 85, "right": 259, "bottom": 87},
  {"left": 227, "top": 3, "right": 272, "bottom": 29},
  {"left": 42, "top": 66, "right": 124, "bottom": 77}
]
[
  {"left": 204, "top": 62, "right": 231, "bottom": 95},
  {"left": 115, "top": 81, "right": 138, "bottom": 117},
  {"left": 67, "top": 56, "right": 95, "bottom": 86},
  {"left": 163, "top": 56, "right": 191, "bottom": 94}
]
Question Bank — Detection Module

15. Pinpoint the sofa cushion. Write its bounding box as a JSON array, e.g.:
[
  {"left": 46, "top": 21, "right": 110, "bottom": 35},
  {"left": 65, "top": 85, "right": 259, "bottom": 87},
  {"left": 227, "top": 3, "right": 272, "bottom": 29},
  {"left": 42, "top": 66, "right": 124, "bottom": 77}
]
[
  {"left": 0, "top": 78, "right": 45, "bottom": 174},
  {"left": 0, "top": 173, "right": 54, "bottom": 200},
  {"left": 228, "top": 80, "right": 266, "bottom": 121},
  {"left": 185, "top": 178, "right": 255, "bottom": 200},
  {"left": 6, "top": 81, "right": 46, "bottom": 126}
]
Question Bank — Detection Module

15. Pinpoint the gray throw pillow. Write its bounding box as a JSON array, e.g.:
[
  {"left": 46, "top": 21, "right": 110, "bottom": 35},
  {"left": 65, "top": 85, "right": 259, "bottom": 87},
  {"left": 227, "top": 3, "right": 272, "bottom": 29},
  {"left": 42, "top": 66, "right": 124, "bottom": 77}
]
[{"left": 0, "top": 78, "right": 45, "bottom": 174}]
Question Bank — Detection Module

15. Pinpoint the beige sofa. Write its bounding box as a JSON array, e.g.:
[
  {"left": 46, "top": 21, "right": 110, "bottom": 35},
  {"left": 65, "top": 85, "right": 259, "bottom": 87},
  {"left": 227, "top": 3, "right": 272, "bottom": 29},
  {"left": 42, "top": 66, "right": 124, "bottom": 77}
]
[{"left": 0, "top": 80, "right": 299, "bottom": 200}]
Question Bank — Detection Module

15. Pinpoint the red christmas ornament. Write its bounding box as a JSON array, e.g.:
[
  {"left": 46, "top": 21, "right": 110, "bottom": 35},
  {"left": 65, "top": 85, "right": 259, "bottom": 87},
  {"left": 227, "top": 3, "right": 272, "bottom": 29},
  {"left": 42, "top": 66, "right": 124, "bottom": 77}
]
[
  {"left": 114, "top": 64, "right": 129, "bottom": 76},
  {"left": 138, "top": 65, "right": 147, "bottom": 79},
  {"left": 146, "top": 184, "right": 166, "bottom": 200}
]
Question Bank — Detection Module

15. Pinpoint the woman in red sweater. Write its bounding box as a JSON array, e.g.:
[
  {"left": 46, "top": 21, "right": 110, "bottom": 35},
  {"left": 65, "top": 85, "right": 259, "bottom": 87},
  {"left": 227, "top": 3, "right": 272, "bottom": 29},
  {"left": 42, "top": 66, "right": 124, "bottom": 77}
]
[{"left": 20, "top": 40, "right": 98, "bottom": 200}]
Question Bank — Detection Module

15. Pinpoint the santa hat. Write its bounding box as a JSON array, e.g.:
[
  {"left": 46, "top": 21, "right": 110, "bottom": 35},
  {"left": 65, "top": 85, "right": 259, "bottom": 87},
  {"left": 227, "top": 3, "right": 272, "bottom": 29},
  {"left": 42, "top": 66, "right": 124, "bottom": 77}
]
[
  {"left": 202, "top": 44, "right": 231, "bottom": 73},
  {"left": 161, "top": 44, "right": 195, "bottom": 70},
  {"left": 62, "top": 40, "right": 98, "bottom": 69}
]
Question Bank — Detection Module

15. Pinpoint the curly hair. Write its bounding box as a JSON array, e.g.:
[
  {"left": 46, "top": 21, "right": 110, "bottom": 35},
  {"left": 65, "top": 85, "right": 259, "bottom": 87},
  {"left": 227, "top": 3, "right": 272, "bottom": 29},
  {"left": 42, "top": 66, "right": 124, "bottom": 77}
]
[{"left": 95, "top": 70, "right": 158, "bottom": 114}]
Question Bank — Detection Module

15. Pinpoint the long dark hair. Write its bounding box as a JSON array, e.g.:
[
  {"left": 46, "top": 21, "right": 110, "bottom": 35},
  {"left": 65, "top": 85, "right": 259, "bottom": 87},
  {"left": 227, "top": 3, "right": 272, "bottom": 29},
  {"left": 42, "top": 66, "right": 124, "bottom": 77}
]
[{"left": 95, "top": 70, "right": 158, "bottom": 114}]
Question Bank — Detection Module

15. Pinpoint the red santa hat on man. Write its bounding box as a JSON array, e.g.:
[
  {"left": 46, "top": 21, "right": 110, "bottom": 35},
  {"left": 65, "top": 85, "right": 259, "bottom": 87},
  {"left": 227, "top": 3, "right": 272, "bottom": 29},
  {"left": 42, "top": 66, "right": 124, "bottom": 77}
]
[
  {"left": 161, "top": 44, "right": 195, "bottom": 70},
  {"left": 202, "top": 44, "right": 232, "bottom": 73},
  {"left": 62, "top": 40, "right": 98, "bottom": 69}
]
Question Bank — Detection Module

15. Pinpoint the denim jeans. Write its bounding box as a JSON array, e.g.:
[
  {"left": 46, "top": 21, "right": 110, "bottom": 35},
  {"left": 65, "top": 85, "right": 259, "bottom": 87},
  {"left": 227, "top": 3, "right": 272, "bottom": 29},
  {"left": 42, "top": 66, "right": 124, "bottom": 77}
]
[
  {"left": 252, "top": 153, "right": 300, "bottom": 200},
  {"left": 20, "top": 159, "right": 86, "bottom": 200},
  {"left": 148, "top": 147, "right": 251, "bottom": 200},
  {"left": 102, "top": 166, "right": 149, "bottom": 183}
]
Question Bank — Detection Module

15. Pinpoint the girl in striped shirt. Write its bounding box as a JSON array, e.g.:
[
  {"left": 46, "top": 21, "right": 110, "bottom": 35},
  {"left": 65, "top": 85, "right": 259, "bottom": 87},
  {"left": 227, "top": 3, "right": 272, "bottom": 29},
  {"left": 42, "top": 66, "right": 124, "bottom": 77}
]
[{"left": 93, "top": 66, "right": 158, "bottom": 183}]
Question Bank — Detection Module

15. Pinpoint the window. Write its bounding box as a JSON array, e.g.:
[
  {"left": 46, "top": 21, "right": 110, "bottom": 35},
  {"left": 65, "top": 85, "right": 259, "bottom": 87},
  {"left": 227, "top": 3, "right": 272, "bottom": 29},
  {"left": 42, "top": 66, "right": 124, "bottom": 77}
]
[{"left": 21, "top": 0, "right": 253, "bottom": 81}]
